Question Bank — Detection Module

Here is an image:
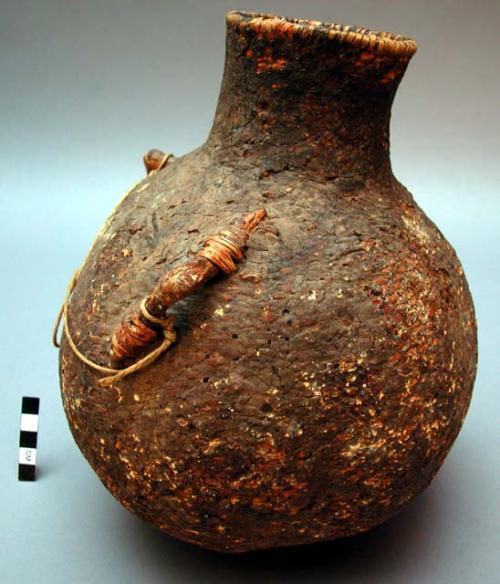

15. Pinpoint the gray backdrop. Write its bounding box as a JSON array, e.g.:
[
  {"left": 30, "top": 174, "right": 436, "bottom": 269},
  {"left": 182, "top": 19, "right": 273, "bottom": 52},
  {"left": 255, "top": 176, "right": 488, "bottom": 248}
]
[{"left": 1, "top": 1, "right": 498, "bottom": 582}]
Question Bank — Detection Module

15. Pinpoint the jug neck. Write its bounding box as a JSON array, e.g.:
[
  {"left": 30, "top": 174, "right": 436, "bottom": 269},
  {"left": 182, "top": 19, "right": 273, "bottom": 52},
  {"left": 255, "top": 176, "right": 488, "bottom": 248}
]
[{"left": 207, "top": 11, "right": 416, "bottom": 182}]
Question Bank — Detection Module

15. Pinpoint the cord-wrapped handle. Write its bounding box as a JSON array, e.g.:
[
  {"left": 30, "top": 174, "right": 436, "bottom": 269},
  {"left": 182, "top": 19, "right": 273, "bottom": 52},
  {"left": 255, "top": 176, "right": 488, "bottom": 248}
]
[
  {"left": 53, "top": 149, "right": 266, "bottom": 387},
  {"left": 110, "top": 208, "right": 267, "bottom": 367}
]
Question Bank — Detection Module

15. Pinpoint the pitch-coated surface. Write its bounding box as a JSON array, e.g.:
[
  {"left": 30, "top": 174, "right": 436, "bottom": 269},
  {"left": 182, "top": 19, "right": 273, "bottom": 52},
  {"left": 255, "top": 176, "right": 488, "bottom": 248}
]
[{"left": 60, "top": 12, "right": 476, "bottom": 552}]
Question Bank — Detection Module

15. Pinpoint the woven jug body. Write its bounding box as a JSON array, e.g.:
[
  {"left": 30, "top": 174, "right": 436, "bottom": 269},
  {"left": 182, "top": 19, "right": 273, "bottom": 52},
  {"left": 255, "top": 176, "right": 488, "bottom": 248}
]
[{"left": 59, "top": 11, "right": 477, "bottom": 552}]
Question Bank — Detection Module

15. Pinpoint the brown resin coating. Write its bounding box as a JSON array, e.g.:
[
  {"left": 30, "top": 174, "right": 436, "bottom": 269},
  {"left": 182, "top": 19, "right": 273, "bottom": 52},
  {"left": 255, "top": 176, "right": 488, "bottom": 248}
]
[{"left": 59, "top": 11, "right": 477, "bottom": 552}]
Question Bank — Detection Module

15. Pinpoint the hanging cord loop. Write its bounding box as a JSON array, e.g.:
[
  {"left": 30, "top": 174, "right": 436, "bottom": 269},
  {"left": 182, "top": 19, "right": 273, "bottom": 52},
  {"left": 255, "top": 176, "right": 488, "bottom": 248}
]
[
  {"left": 52, "top": 269, "right": 177, "bottom": 387},
  {"left": 53, "top": 148, "right": 266, "bottom": 387}
]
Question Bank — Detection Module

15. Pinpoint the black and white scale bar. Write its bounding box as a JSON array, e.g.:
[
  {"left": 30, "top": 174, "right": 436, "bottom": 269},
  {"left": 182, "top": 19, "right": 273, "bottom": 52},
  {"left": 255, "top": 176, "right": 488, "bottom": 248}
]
[{"left": 18, "top": 397, "right": 40, "bottom": 481}]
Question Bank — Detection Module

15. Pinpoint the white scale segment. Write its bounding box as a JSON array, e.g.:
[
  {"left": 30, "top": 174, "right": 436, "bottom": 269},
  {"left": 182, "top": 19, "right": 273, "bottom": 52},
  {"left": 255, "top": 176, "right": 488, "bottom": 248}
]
[
  {"left": 19, "top": 447, "right": 37, "bottom": 465},
  {"left": 20, "top": 413, "right": 39, "bottom": 433}
]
